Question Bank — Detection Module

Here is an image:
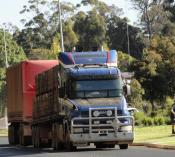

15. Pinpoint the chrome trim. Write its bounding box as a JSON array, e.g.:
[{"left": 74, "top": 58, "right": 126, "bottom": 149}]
[{"left": 71, "top": 107, "right": 134, "bottom": 137}]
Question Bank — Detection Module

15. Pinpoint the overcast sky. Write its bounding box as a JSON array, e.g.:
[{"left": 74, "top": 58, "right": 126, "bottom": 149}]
[{"left": 0, "top": 0, "right": 139, "bottom": 29}]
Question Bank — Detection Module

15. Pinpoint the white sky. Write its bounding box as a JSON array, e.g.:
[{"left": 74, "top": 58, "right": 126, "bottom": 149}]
[{"left": 0, "top": 0, "right": 139, "bottom": 29}]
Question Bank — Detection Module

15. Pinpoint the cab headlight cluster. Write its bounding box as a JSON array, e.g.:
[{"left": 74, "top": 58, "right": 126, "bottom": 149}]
[
  {"left": 93, "top": 110, "right": 113, "bottom": 117},
  {"left": 73, "top": 128, "right": 83, "bottom": 133},
  {"left": 93, "top": 111, "right": 100, "bottom": 117},
  {"left": 106, "top": 110, "right": 113, "bottom": 117}
]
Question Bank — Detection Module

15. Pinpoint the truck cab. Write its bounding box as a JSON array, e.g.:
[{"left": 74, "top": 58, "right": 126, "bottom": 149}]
[{"left": 57, "top": 50, "right": 134, "bottom": 149}]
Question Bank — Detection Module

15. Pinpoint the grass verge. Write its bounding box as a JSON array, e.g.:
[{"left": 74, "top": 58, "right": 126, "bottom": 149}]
[
  {"left": 0, "top": 129, "right": 8, "bottom": 137},
  {"left": 134, "top": 125, "right": 175, "bottom": 145}
]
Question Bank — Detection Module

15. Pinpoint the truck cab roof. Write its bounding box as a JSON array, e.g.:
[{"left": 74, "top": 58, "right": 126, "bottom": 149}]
[{"left": 58, "top": 50, "right": 117, "bottom": 67}]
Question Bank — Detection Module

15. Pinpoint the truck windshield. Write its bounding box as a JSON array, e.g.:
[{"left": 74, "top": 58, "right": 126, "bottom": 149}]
[{"left": 71, "top": 79, "right": 123, "bottom": 98}]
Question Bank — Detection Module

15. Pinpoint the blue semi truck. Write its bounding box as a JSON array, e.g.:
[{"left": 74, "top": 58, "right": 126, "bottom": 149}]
[{"left": 32, "top": 50, "right": 134, "bottom": 150}]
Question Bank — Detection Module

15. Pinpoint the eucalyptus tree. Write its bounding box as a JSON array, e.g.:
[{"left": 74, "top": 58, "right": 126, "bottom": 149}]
[
  {"left": 15, "top": 0, "right": 77, "bottom": 55},
  {"left": 131, "top": 0, "right": 172, "bottom": 38}
]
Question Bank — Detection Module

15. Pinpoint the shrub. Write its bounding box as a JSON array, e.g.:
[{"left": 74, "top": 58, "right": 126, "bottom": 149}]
[
  {"left": 142, "top": 117, "right": 153, "bottom": 126},
  {"left": 153, "top": 117, "right": 165, "bottom": 125},
  {"left": 157, "top": 117, "right": 165, "bottom": 125},
  {"left": 164, "top": 117, "right": 171, "bottom": 125},
  {"left": 134, "top": 112, "right": 145, "bottom": 126}
]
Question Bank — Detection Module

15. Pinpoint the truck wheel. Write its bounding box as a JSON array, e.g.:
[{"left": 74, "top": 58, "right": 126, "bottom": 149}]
[
  {"left": 119, "top": 144, "right": 128, "bottom": 149},
  {"left": 95, "top": 143, "right": 115, "bottom": 149},
  {"left": 52, "top": 124, "right": 63, "bottom": 150},
  {"left": 95, "top": 143, "right": 106, "bottom": 149},
  {"left": 64, "top": 126, "right": 76, "bottom": 151},
  {"left": 106, "top": 144, "right": 115, "bottom": 148}
]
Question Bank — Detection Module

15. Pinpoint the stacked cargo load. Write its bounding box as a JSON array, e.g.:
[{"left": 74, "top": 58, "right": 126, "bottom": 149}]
[{"left": 33, "top": 65, "right": 63, "bottom": 123}]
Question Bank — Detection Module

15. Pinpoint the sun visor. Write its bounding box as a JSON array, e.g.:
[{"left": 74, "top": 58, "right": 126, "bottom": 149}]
[{"left": 58, "top": 50, "right": 118, "bottom": 66}]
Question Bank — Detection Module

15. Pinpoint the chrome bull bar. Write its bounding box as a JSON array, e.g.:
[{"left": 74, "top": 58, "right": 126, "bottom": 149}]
[{"left": 71, "top": 107, "right": 134, "bottom": 137}]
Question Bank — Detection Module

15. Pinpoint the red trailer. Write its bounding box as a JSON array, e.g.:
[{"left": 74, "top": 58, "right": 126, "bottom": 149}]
[{"left": 6, "top": 60, "right": 58, "bottom": 145}]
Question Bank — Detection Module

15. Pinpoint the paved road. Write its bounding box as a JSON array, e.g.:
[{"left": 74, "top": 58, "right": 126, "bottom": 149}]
[{"left": 0, "top": 137, "right": 175, "bottom": 157}]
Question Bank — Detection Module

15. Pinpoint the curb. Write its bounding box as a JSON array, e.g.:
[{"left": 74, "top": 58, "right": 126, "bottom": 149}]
[{"left": 131, "top": 143, "right": 175, "bottom": 150}]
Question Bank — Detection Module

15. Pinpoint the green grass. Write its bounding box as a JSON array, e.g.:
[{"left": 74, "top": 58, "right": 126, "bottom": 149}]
[
  {"left": 134, "top": 125, "right": 175, "bottom": 145},
  {"left": 0, "top": 129, "right": 8, "bottom": 137}
]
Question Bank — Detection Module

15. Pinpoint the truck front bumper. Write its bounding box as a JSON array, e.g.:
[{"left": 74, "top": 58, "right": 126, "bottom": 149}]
[
  {"left": 70, "top": 107, "right": 134, "bottom": 146},
  {"left": 70, "top": 132, "right": 133, "bottom": 144}
]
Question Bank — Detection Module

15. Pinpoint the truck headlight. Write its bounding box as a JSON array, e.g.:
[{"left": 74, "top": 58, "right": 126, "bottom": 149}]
[
  {"left": 120, "top": 125, "right": 132, "bottom": 133},
  {"left": 73, "top": 128, "right": 83, "bottom": 133},
  {"left": 93, "top": 111, "right": 100, "bottom": 117},
  {"left": 94, "top": 120, "right": 100, "bottom": 124},
  {"left": 107, "top": 110, "right": 112, "bottom": 116}
]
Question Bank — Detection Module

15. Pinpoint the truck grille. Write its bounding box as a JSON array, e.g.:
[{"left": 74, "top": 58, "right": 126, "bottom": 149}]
[{"left": 72, "top": 107, "right": 134, "bottom": 135}]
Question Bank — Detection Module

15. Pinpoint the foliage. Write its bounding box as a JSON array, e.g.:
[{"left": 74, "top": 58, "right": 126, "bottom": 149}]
[
  {"left": 134, "top": 112, "right": 146, "bottom": 126},
  {"left": 0, "top": 29, "right": 26, "bottom": 117},
  {"left": 107, "top": 17, "right": 144, "bottom": 59},
  {"left": 131, "top": 0, "right": 172, "bottom": 38},
  {"left": 118, "top": 51, "right": 135, "bottom": 71},
  {"left": 128, "top": 79, "right": 145, "bottom": 109},
  {"left": 131, "top": 35, "right": 175, "bottom": 112},
  {"left": 63, "top": 20, "right": 78, "bottom": 51},
  {"left": 74, "top": 10, "right": 107, "bottom": 51},
  {"left": 0, "top": 29, "right": 26, "bottom": 67},
  {"left": 51, "top": 33, "right": 61, "bottom": 58},
  {"left": 134, "top": 111, "right": 168, "bottom": 126},
  {"left": 15, "top": 0, "right": 77, "bottom": 54},
  {"left": 28, "top": 48, "right": 52, "bottom": 60}
]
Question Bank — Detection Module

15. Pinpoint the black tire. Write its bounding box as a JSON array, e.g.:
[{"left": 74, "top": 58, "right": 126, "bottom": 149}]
[
  {"left": 95, "top": 143, "right": 106, "bottom": 149},
  {"left": 119, "top": 144, "right": 128, "bottom": 149},
  {"left": 8, "top": 125, "right": 14, "bottom": 145},
  {"left": 32, "top": 127, "right": 37, "bottom": 147},
  {"left": 8, "top": 124, "right": 20, "bottom": 145},
  {"left": 64, "top": 125, "right": 76, "bottom": 151},
  {"left": 52, "top": 124, "right": 64, "bottom": 151},
  {"left": 106, "top": 144, "right": 115, "bottom": 148},
  {"left": 36, "top": 126, "right": 41, "bottom": 148},
  {"left": 95, "top": 143, "right": 115, "bottom": 149}
]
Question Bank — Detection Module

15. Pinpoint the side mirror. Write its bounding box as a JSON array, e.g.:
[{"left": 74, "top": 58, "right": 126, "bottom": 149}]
[{"left": 123, "top": 84, "right": 131, "bottom": 96}]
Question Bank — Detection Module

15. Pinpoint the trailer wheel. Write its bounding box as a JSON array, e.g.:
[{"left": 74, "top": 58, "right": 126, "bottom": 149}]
[
  {"left": 36, "top": 126, "right": 41, "bottom": 148},
  {"left": 119, "top": 144, "right": 128, "bottom": 149},
  {"left": 8, "top": 125, "right": 14, "bottom": 145},
  {"left": 19, "top": 124, "right": 32, "bottom": 146},
  {"left": 32, "top": 126, "right": 37, "bottom": 147},
  {"left": 8, "top": 123, "right": 20, "bottom": 145}
]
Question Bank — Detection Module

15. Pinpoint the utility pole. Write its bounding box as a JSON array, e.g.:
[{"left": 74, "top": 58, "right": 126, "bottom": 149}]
[
  {"left": 58, "top": 0, "right": 64, "bottom": 52},
  {"left": 3, "top": 28, "right": 9, "bottom": 68},
  {"left": 126, "top": 23, "right": 130, "bottom": 58}
]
